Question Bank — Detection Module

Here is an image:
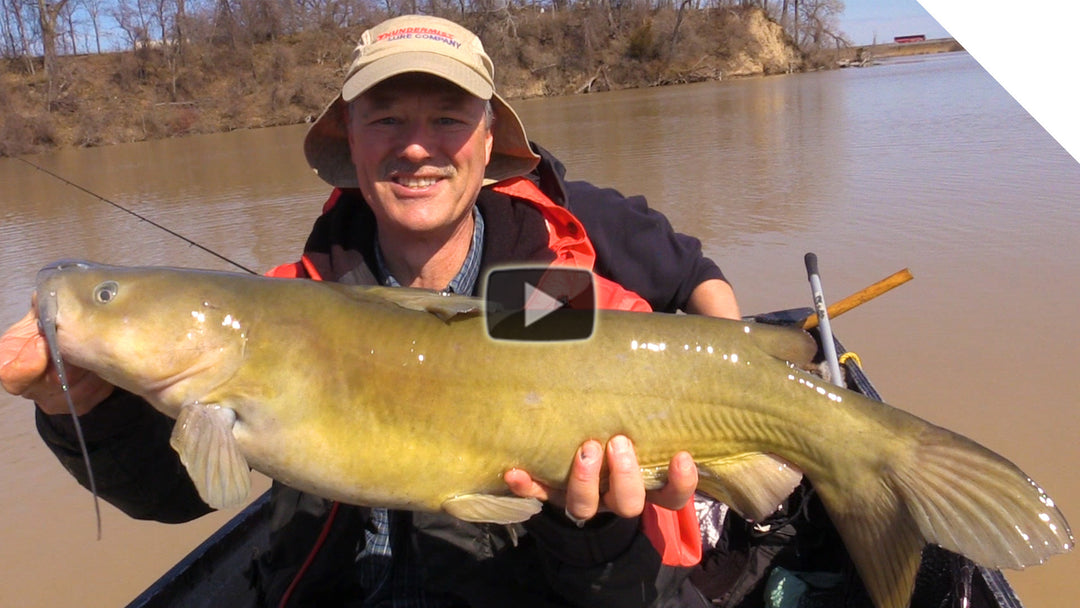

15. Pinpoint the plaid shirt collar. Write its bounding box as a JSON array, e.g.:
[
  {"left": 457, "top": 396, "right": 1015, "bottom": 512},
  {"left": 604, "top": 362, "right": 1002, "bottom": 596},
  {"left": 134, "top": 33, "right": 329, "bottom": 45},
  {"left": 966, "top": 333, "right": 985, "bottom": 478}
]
[{"left": 374, "top": 206, "right": 484, "bottom": 295}]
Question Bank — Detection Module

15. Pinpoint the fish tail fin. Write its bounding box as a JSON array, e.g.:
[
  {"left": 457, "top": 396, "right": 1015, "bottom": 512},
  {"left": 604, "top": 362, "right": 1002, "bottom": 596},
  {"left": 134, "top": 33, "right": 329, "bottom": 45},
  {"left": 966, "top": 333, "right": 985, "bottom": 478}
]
[
  {"left": 815, "top": 425, "right": 1072, "bottom": 608},
  {"left": 895, "top": 428, "right": 1072, "bottom": 567},
  {"left": 816, "top": 483, "right": 923, "bottom": 608}
]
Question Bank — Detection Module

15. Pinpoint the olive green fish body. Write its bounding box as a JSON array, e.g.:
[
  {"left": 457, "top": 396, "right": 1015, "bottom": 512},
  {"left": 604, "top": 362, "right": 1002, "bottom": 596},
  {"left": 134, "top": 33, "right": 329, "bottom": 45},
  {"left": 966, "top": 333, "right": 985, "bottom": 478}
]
[{"left": 36, "top": 262, "right": 1072, "bottom": 608}]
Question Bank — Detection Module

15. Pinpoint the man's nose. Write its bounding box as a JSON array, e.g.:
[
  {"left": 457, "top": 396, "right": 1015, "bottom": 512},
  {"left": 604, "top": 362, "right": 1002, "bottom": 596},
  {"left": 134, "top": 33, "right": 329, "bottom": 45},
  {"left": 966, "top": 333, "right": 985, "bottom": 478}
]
[{"left": 398, "top": 122, "right": 435, "bottom": 162}]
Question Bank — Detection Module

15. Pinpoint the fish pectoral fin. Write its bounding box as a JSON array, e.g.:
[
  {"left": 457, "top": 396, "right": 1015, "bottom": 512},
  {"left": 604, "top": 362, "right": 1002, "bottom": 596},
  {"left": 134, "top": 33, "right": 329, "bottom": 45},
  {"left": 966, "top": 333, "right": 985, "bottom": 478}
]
[
  {"left": 170, "top": 404, "right": 251, "bottom": 510},
  {"left": 442, "top": 494, "right": 543, "bottom": 524},
  {"left": 695, "top": 453, "right": 803, "bottom": 522},
  {"left": 361, "top": 286, "right": 482, "bottom": 321}
]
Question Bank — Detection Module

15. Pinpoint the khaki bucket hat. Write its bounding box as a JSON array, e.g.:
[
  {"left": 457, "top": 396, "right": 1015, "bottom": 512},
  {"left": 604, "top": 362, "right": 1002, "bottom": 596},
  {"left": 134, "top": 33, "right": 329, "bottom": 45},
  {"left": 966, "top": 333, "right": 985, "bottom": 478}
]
[{"left": 304, "top": 15, "right": 540, "bottom": 188}]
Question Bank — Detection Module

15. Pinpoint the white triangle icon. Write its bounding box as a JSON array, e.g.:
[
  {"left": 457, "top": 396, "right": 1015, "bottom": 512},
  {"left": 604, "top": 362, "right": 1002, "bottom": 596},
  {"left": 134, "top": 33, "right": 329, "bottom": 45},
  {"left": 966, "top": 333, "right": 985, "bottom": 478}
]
[{"left": 523, "top": 282, "right": 565, "bottom": 327}]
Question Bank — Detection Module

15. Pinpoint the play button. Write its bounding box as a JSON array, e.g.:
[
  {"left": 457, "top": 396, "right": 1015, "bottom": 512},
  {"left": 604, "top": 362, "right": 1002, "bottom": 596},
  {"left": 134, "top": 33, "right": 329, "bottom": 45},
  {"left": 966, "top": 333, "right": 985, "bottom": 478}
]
[
  {"left": 524, "top": 282, "right": 565, "bottom": 327},
  {"left": 484, "top": 267, "right": 596, "bottom": 341}
]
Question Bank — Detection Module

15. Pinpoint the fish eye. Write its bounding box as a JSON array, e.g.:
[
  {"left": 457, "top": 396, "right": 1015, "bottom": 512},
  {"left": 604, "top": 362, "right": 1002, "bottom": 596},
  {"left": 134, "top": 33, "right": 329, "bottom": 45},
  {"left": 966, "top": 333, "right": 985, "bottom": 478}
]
[{"left": 93, "top": 281, "right": 119, "bottom": 304}]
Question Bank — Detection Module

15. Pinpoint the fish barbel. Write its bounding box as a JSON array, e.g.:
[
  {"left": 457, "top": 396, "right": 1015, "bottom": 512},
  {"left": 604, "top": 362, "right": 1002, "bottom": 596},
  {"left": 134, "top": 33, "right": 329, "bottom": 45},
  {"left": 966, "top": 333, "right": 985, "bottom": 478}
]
[{"left": 35, "top": 261, "right": 1071, "bottom": 608}]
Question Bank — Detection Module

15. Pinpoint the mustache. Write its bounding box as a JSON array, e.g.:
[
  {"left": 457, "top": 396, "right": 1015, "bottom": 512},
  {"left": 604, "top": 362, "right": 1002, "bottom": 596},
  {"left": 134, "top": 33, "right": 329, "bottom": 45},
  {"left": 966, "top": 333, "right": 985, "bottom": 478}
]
[{"left": 382, "top": 162, "right": 456, "bottom": 179}]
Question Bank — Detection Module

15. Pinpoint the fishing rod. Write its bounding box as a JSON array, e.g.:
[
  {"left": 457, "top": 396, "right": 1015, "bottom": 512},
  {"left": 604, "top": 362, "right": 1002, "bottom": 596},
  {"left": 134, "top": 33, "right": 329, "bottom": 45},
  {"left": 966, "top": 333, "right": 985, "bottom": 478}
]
[
  {"left": 804, "top": 253, "right": 844, "bottom": 386},
  {"left": 16, "top": 156, "right": 257, "bottom": 275}
]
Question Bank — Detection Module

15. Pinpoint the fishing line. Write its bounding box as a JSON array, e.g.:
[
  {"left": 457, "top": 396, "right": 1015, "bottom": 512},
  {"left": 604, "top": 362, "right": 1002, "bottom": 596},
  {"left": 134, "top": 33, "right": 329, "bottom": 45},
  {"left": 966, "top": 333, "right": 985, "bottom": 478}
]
[{"left": 16, "top": 156, "right": 257, "bottom": 275}]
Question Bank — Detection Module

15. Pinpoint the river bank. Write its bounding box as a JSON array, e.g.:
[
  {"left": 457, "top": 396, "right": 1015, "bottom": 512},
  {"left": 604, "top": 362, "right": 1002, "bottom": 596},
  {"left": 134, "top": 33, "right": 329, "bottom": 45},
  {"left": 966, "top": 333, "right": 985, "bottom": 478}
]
[{"left": 831, "top": 37, "right": 964, "bottom": 67}]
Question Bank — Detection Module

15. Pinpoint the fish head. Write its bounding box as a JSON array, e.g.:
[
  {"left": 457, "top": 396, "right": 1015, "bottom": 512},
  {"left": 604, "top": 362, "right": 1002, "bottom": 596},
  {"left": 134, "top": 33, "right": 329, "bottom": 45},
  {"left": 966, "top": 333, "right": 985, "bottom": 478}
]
[{"left": 35, "top": 260, "right": 247, "bottom": 412}]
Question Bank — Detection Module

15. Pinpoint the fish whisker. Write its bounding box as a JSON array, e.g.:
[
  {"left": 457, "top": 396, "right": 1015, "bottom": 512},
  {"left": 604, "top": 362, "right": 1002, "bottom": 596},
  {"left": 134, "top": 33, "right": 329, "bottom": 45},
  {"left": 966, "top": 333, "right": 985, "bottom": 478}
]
[{"left": 38, "top": 287, "right": 102, "bottom": 540}]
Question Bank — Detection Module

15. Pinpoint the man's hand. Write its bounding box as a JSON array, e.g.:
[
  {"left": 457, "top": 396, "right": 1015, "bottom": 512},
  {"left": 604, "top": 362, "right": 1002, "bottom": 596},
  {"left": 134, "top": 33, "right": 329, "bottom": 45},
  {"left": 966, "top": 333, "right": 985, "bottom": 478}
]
[
  {"left": 0, "top": 309, "right": 113, "bottom": 415},
  {"left": 504, "top": 435, "right": 698, "bottom": 522}
]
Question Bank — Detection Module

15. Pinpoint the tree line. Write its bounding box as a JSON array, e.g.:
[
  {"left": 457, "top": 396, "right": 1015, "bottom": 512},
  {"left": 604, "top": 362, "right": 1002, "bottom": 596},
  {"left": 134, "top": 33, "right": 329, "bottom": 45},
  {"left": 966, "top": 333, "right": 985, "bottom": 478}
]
[{"left": 2, "top": 0, "right": 845, "bottom": 64}]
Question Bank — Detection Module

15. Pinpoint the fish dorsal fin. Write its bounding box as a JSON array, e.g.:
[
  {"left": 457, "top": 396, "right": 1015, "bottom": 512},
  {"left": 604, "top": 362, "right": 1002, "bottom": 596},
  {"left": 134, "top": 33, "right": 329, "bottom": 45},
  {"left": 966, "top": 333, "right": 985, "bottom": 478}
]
[
  {"left": 358, "top": 286, "right": 483, "bottom": 321},
  {"left": 694, "top": 453, "right": 804, "bottom": 522},
  {"left": 743, "top": 322, "right": 818, "bottom": 369},
  {"left": 442, "top": 494, "right": 543, "bottom": 524},
  {"left": 170, "top": 404, "right": 251, "bottom": 509}
]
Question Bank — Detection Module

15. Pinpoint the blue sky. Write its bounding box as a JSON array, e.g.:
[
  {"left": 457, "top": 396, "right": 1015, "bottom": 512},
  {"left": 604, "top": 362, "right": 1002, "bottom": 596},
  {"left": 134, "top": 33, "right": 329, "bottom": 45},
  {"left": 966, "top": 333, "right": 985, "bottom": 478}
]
[{"left": 836, "top": 0, "right": 950, "bottom": 45}]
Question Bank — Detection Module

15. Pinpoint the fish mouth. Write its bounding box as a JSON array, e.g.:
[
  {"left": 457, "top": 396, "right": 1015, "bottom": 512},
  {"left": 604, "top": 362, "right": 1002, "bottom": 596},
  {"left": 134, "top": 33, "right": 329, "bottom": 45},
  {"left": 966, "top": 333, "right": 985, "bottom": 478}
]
[
  {"left": 35, "top": 260, "right": 94, "bottom": 337},
  {"left": 36, "top": 258, "right": 94, "bottom": 283},
  {"left": 33, "top": 260, "right": 94, "bottom": 400}
]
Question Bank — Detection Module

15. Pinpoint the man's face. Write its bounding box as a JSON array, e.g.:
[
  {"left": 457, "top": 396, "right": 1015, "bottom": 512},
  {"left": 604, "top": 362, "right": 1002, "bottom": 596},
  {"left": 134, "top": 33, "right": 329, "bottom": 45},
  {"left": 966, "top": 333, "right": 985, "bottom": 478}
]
[{"left": 346, "top": 74, "right": 494, "bottom": 240}]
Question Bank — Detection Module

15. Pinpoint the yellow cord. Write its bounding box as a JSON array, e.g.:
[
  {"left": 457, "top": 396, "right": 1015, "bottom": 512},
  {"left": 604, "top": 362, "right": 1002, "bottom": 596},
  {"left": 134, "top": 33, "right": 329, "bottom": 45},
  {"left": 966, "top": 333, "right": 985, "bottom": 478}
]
[{"left": 838, "top": 352, "right": 862, "bottom": 368}]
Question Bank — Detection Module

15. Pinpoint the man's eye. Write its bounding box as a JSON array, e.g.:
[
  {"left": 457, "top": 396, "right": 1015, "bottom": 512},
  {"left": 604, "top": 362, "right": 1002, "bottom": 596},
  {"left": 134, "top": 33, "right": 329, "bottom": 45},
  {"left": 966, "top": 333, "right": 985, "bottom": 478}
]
[{"left": 437, "top": 116, "right": 475, "bottom": 128}]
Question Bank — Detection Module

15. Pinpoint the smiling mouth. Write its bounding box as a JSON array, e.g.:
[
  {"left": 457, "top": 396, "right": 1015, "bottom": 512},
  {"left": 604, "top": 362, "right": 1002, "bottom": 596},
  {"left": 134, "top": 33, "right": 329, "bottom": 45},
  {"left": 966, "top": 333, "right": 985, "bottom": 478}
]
[{"left": 394, "top": 176, "right": 441, "bottom": 189}]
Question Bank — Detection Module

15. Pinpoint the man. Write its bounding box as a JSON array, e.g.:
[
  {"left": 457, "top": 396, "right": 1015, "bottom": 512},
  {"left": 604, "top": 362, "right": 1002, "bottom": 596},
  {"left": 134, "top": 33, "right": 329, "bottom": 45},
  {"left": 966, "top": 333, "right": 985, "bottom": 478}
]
[{"left": 2, "top": 15, "right": 739, "bottom": 607}]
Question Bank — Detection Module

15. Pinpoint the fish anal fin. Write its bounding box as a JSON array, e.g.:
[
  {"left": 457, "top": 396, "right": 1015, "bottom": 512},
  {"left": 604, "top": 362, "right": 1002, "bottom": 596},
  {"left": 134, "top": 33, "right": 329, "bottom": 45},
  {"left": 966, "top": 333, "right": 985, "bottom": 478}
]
[
  {"left": 360, "top": 286, "right": 482, "bottom": 321},
  {"left": 442, "top": 494, "right": 542, "bottom": 524},
  {"left": 170, "top": 404, "right": 251, "bottom": 509},
  {"left": 695, "top": 453, "right": 803, "bottom": 522}
]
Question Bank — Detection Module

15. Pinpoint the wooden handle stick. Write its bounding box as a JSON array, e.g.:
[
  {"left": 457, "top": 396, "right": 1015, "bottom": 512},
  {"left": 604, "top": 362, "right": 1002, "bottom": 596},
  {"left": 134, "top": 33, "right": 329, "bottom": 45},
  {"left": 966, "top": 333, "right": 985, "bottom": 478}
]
[{"left": 802, "top": 268, "right": 914, "bottom": 330}]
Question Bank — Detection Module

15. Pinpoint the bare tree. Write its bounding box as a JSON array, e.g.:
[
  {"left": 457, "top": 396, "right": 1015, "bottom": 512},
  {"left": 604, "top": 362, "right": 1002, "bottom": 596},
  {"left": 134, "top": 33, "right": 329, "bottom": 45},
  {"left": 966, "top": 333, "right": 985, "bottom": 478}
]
[
  {"left": 6, "top": 0, "right": 36, "bottom": 72},
  {"left": 79, "top": 0, "right": 107, "bottom": 53},
  {"left": 794, "top": 0, "right": 842, "bottom": 49},
  {"left": 113, "top": 0, "right": 156, "bottom": 48},
  {"left": 34, "top": 0, "right": 69, "bottom": 105},
  {"left": 150, "top": 0, "right": 172, "bottom": 42},
  {"left": 792, "top": 0, "right": 797, "bottom": 45},
  {"left": 148, "top": 0, "right": 182, "bottom": 98},
  {"left": 0, "top": 0, "right": 25, "bottom": 59},
  {"left": 0, "top": 0, "right": 10, "bottom": 56},
  {"left": 58, "top": 0, "right": 80, "bottom": 53},
  {"left": 668, "top": 0, "right": 691, "bottom": 57}
]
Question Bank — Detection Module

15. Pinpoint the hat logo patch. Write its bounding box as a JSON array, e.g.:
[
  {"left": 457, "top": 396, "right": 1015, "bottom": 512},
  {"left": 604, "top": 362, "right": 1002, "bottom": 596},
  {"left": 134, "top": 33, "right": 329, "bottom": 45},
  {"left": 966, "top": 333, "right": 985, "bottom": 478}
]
[{"left": 377, "top": 27, "right": 462, "bottom": 49}]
